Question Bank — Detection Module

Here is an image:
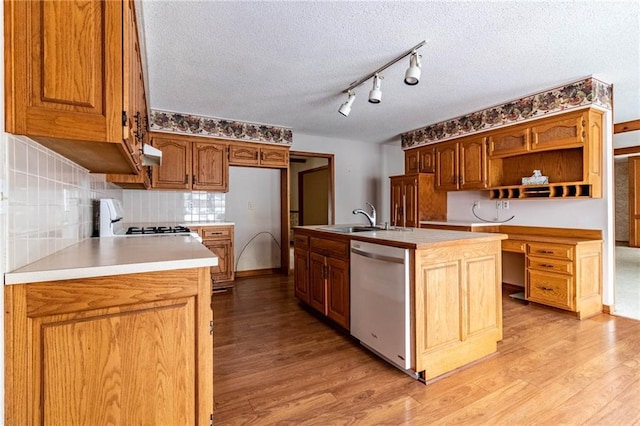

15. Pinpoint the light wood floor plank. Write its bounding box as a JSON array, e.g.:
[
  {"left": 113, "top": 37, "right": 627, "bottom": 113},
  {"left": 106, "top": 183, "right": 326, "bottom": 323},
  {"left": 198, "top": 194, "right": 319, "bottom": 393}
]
[{"left": 213, "top": 275, "right": 640, "bottom": 424}]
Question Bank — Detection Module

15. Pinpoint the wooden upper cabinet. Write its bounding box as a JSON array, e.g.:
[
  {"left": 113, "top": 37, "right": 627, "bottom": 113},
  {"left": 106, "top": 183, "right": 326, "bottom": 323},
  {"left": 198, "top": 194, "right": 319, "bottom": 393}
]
[
  {"left": 435, "top": 142, "right": 460, "bottom": 191},
  {"left": 459, "top": 137, "right": 488, "bottom": 190},
  {"left": 151, "top": 133, "right": 229, "bottom": 191},
  {"left": 487, "top": 124, "right": 530, "bottom": 158},
  {"left": 193, "top": 142, "right": 229, "bottom": 191},
  {"left": 435, "top": 137, "right": 487, "bottom": 191},
  {"left": 152, "top": 136, "right": 192, "bottom": 189},
  {"left": 405, "top": 146, "right": 435, "bottom": 174},
  {"left": 5, "top": 0, "right": 143, "bottom": 174},
  {"left": 530, "top": 110, "right": 586, "bottom": 151},
  {"left": 228, "top": 142, "right": 289, "bottom": 168}
]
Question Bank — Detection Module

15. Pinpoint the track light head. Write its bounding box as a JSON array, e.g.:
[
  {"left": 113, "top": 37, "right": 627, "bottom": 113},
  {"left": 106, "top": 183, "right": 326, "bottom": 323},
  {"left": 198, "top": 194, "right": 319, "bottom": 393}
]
[
  {"left": 338, "top": 91, "right": 356, "bottom": 117},
  {"left": 368, "top": 74, "right": 383, "bottom": 104},
  {"left": 404, "top": 52, "right": 422, "bottom": 86}
]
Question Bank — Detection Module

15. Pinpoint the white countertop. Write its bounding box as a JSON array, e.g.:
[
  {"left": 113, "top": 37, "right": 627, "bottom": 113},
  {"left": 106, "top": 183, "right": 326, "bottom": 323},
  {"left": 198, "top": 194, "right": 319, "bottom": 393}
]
[
  {"left": 419, "top": 220, "right": 497, "bottom": 227},
  {"left": 182, "top": 222, "right": 235, "bottom": 227},
  {"left": 297, "top": 225, "right": 506, "bottom": 249},
  {"left": 5, "top": 235, "right": 218, "bottom": 285}
]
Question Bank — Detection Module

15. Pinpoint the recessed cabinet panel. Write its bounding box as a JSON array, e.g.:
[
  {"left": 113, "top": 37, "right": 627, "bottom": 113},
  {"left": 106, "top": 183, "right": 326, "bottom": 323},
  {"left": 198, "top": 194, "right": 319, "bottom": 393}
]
[
  {"left": 193, "top": 142, "right": 228, "bottom": 191},
  {"left": 530, "top": 112, "right": 585, "bottom": 151},
  {"left": 488, "top": 125, "right": 530, "bottom": 158},
  {"left": 152, "top": 137, "right": 191, "bottom": 189},
  {"left": 435, "top": 142, "right": 459, "bottom": 190}
]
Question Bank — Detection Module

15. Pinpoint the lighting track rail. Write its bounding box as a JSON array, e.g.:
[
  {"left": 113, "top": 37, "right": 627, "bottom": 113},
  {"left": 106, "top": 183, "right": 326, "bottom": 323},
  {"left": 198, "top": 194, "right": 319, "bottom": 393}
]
[{"left": 338, "top": 40, "right": 426, "bottom": 116}]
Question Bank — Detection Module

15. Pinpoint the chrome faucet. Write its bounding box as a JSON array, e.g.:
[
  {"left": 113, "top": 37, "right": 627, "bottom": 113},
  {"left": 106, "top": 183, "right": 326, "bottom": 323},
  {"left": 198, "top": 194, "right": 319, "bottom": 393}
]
[{"left": 352, "top": 202, "right": 376, "bottom": 227}]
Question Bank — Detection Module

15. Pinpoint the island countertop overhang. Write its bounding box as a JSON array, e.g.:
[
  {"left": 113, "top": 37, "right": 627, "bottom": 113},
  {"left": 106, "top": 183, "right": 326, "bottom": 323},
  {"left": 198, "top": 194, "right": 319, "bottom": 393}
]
[{"left": 293, "top": 225, "right": 507, "bottom": 250}]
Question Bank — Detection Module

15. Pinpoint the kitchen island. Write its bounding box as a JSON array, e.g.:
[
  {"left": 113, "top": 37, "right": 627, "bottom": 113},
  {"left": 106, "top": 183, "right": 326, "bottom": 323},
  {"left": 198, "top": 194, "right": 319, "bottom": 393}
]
[
  {"left": 4, "top": 235, "right": 217, "bottom": 425},
  {"left": 293, "top": 225, "right": 506, "bottom": 381}
]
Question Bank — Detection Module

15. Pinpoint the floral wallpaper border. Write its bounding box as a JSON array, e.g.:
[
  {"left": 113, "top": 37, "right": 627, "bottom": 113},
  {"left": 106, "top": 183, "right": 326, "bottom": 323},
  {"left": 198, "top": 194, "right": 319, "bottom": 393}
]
[
  {"left": 401, "top": 77, "right": 612, "bottom": 149},
  {"left": 149, "top": 110, "right": 293, "bottom": 145}
]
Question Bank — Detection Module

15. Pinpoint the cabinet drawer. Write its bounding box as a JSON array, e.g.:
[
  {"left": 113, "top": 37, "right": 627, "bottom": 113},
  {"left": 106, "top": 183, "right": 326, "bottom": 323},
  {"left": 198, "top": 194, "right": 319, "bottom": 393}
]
[
  {"left": 201, "top": 226, "right": 233, "bottom": 240},
  {"left": 310, "top": 237, "right": 349, "bottom": 260},
  {"left": 527, "top": 270, "right": 573, "bottom": 311},
  {"left": 502, "top": 239, "right": 526, "bottom": 253},
  {"left": 294, "top": 234, "right": 309, "bottom": 250},
  {"left": 527, "top": 256, "right": 573, "bottom": 274},
  {"left": 527, "top": 243, "right": 573, "bottom": 260}
]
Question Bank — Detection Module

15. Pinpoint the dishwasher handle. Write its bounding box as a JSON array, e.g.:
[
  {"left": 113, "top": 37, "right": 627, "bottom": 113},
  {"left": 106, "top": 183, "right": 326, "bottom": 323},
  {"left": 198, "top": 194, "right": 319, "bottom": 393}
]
[{"left": 351, "top": 247, "right": 405, "bottom": 264}]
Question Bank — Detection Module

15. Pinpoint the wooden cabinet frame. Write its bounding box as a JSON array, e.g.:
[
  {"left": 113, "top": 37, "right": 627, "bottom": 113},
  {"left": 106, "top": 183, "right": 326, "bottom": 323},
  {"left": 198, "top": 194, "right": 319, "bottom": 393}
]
[{"left": 4, "top": 268, "right": 213, "bottom": 425}]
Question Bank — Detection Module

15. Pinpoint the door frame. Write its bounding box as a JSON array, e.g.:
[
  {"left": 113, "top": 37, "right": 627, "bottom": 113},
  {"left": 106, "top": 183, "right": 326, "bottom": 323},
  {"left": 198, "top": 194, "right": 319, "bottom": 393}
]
[{"left": 280, "top": 151, "right": 335, "bottom": 274}]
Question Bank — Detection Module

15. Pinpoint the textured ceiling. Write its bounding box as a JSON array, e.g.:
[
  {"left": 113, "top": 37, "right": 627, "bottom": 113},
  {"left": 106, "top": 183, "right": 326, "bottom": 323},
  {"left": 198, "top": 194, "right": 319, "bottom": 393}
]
[{"left": 140, "top": 1, "right": 640, "bottom": 145}]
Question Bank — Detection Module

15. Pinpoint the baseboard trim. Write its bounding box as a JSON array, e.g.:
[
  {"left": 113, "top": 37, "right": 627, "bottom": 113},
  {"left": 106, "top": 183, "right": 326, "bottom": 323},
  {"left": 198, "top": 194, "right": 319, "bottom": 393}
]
[{"left": 235, "top": 268, "right": 281, "bottom": 279}]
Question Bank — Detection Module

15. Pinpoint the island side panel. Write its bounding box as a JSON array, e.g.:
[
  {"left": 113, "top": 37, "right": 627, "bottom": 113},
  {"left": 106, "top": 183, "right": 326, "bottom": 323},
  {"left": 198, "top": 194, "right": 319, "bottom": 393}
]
[
  {"left": 414, "top": 239, "right": 503, "bottom": 379},
  {"left": 4, "top": 267, "right": 213, "bottom": 425}
]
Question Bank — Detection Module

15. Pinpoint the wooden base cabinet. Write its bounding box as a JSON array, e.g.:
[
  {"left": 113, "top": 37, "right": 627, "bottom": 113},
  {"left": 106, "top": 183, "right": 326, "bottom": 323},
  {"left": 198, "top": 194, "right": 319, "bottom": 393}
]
[
  {"left": 525, "top": 240, "right": 602, "bottom": 319},
  {"left": 4, "top": 268, "right": 213, "bottom": 425},
  {"left": 390, "top": 173, "right": 447, "bottom": 227},
  {"left": 193, "top": 225, "right": 235, "bottom": 290},
  {"left": 293, "top": 231, "right": 350, "bottom": 330},
  {"left": 414, "top": 239, "right": 503, "bottom": 380}
]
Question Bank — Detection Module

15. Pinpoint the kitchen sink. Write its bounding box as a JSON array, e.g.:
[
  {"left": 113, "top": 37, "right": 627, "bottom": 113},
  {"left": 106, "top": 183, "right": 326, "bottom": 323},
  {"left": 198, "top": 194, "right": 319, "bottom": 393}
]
[{"left": 319, "top": 225, "right": 383, "bottom": 233}]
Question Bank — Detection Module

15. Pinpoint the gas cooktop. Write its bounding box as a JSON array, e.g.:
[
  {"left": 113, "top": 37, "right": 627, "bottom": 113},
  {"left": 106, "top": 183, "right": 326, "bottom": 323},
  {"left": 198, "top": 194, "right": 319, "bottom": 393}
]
[{"left": 125, "top": 226, "right": 192, "bottom": 235}]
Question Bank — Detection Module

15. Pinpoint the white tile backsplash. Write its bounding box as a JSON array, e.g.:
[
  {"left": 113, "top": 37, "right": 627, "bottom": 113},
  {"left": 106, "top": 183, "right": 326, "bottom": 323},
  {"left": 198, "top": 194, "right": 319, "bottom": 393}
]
[
  {"left": 5, "top": 135, "right": 122, "bottom": 271},
  {"left": 123, "top": 190, "right": 226, "bottom": 223}
]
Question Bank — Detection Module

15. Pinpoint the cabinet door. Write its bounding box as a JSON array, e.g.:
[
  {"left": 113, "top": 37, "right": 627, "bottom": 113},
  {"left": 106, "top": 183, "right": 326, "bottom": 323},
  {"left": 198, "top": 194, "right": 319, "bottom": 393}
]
[
  {"left": 435, "top": 142, "right": 459, "bottom": 190},
  {"left": 403, "top": 176, "right": 419, "bottom": 227},
  {"left": 418, "top": 147, "right": 436, "bottom": 173},
  {"left": 5, "top": 270, "right": 213, "bottom": 425},
  {"left": 152, "top": 137, "right": 191, "bottom": 189},
  {"left": 294, "top": 248, "right": 311, "bottom": 303},
  {"left": 326, "top": 257, "right": 350, "bottom": 329},
  {"left": 193, "top": 142, "right": 229, "bottom": 191},
  {"left": 530, "top": 111, "right": 585, "bottom": 151},
  {"left": 309, "top": 253, "right": 327, "bottom": 314},
  {"left": 260, "top": 146, "right": 289, "bottom": 167},
  {"left": 487, "top": 125, "right": 530, "bottom": 158},
  {"left": 204, "top": 239, "right": 234, "bottom": 285},
  {"left": 390, "top": 177, "right": 405, "bottom": 226},
  {"left": 459, "top": 137, "right": 487, "bottom": 190},
  {"left": 405, "top": 149, "right": 419, "bottom": 174},
  {"left": 7, "top": 0, "right": 123, "bottom": 142},
  {"left": 229, "top": 144, "right": 259, "bottom": 166}
]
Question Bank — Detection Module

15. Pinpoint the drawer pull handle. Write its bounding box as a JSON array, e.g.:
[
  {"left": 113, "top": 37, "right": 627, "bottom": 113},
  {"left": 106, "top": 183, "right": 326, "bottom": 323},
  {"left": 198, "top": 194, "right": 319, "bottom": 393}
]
[
  {"left": 538, "top": 286, "right": 554, "bottom": 291},
  {"left": 540, "top": 264, "right": 555, "bottom": 268},
  {"left": 537, "top": 250, "right": 554, "bottom": 254},
  {"left": 208, "top": 232, "right": 223, "bottom": 235}
]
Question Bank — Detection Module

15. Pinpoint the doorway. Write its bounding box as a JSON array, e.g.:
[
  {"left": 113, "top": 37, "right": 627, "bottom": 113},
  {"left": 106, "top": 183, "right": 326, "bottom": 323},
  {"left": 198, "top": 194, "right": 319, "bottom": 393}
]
[
  {"left": 613, "top": 137, "right": 640, "bottom": 319},
  {"left": 288, "top": 151, "right": 335, "bottom": 269}
]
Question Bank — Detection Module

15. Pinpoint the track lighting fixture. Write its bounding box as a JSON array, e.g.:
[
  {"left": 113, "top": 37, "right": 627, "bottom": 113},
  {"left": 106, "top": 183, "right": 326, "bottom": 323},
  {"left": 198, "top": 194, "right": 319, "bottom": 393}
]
[
  {"left": 338, "top": 91, "right": 356, "bottom": 116},
  {"left": 338, "top": 40, "right": 426, "bottom": 117},
  {"left": 368, "top": 74, "right": 382, "bottom": 104},
  {"left": 404, "top": 51, "right": 422, "bottom": 85}
]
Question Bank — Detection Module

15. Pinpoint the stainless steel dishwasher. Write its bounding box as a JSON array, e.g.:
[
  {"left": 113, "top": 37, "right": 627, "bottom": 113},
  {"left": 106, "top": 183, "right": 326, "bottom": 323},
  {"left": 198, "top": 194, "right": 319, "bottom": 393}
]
[{"left": 350, "top": 240, "right": 415, "bottom": 376}]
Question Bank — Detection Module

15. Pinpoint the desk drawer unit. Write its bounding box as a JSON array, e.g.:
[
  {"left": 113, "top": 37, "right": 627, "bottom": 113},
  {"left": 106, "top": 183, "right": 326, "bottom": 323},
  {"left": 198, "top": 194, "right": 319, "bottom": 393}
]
[
  {"left": 527, "top": 242, "right": 573, "bottom": 260},
  {"left": 527, "top": 270, "right": 573, "bottom": 310},
  {"left": 527, "top": 256, "right": 573, "bottom": 275}
]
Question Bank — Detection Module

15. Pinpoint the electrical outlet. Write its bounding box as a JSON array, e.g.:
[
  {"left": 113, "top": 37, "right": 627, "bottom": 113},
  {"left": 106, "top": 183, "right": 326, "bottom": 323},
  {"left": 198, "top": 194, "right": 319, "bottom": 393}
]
[
  {"left": 248, "top": 201, "right": 254, "bottom": 211},
  {"left": 502, "top": 200, "right": 510, "bottom": 209},
  {"left": 495, "top": 200, "right": 502, "bottom": 209},
  {"left": 473, "top": 201, "right": 480, "bottom": 209}
]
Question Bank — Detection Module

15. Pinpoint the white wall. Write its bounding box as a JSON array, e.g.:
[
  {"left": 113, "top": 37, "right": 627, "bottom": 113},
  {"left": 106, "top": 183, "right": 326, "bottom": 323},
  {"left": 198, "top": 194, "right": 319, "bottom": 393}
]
[
  {"left": 292, "top": 133, "right": 385, "bottom": 225},
  {"left": 226, "top": 167, "right": 281, "bottom": 272}
]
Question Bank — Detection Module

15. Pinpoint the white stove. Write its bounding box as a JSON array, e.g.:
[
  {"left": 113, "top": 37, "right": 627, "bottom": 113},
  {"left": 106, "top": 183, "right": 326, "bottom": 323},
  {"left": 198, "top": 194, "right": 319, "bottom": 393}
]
[{"left": 95, "top": 199, "right": 196, "bottom": 239}]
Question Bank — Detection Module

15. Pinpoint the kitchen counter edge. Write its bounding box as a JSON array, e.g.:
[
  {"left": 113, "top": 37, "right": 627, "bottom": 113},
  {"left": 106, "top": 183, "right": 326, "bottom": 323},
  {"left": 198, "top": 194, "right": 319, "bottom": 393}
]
[{"left": 5, "top": 235, "right": 218, "bottom": 285}]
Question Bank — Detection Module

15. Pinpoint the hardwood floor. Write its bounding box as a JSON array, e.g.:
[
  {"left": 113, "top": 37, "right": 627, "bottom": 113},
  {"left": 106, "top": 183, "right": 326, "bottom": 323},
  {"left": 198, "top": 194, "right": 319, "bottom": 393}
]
[{"left": 213, "top": 275, "right": 640, "bottom": 425}]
